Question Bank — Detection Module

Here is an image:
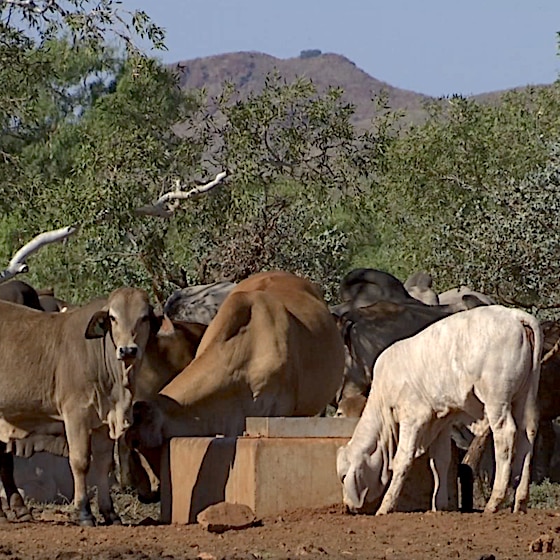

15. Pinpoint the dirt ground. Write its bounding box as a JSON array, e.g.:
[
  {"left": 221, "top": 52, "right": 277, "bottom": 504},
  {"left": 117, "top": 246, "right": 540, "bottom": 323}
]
[{"left": 1, "top": 504, "right": 560, "bottom": 560}]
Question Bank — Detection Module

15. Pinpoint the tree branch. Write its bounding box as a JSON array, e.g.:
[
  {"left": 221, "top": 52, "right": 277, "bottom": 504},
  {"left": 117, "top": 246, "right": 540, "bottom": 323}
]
[
  {"left": 542, "top": 334, "right": 560, "bottom": 365},
  {"left": 136, "top": 171, "right": 227, "bottom": 218},
  {"left": 0, "top": 226, "right": 77, "bottom": 284},
  {"left": 495, "top": 284, "right": 533, "bottom": 309}
]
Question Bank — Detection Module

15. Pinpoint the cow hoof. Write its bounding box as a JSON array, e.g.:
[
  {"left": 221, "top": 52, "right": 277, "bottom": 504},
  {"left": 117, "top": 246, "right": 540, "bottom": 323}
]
[
  {"left": 15, "top": 511, "right": 32, "bottom": 522},
  {"left": 12, "top": 505, "right": 32, "bottom": 522},
  {"left": 79, "top": 518, "right": 96, "bottom": 527},
  {"left": 102, "top": 512, "right": 122, "bottom": 526},
  {"left": 9, "top": 496, "right": 31, "bottom": 521}
]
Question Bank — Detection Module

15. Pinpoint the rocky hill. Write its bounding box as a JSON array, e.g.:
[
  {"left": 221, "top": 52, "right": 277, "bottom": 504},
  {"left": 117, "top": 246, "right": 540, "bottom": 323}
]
[
  {"left": 169, "top": 50, "right": 554, "bottom": 131},
  {"left": 170, "top": 51, "right": 433, "bottom": 130}
]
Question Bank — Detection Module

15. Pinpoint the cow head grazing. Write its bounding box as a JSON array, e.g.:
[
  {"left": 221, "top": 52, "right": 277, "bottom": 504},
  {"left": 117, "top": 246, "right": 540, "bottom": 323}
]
[
  {"left": 337, "top": 444, "right": 389, "bottom": 513},
  {"left": 126, "top": 399, "right": 165, "bottom": 450}
]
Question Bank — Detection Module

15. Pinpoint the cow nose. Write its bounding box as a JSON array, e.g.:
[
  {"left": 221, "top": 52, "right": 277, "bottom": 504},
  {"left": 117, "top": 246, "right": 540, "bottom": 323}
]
[{"left": 118, "top": 346, "right": 138, "bottom": 360}]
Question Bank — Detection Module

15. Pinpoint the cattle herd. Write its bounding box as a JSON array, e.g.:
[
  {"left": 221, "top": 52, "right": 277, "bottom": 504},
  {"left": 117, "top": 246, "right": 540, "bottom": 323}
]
[{"left": 0, "top": 267, "right": 557, "bottom": 525}]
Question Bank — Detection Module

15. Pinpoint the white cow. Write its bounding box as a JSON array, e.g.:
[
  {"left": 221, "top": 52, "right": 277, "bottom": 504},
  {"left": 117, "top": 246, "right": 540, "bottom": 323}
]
[{"left": 337, "top": 305, "right": 542, "bottom": 515}]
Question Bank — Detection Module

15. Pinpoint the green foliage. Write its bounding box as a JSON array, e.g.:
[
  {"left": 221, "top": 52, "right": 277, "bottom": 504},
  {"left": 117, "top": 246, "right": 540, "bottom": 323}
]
[
  {"left": 299, "top": 49, "right": 322, "bottom": 59},
  {"left": 430, "top": 143, "right": 560, "bottom": 310},
  {"left": 363, "top": 86, "right": 560, "bottom": 302},
  {"left": 529, "top": 479, "right": 560, "bottom": 509},
  {"left": 2, "top": 1, "right": 560, "bottom": 311},
  {"left": 11, "top": 54, "right": 204, "bottom": 302}
]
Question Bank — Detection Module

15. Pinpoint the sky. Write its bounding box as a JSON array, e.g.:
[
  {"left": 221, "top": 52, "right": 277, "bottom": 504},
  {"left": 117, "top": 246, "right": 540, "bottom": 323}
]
[{"left": 117, "top": 0, "right": 560, "bottom": 98}]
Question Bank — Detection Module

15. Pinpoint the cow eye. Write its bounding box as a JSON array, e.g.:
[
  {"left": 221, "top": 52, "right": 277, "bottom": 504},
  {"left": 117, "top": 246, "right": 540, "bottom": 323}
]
[
  {"left": 109, "top": 314, "right": 116, "bottom": 322},
  {"left": 140, "top": 315, "right": 149, "bottom": 323}
]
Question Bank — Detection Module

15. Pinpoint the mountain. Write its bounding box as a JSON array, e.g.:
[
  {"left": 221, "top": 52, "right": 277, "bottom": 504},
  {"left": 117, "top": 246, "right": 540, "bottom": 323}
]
[
  {"left": 169, "top": 51, "right": 555, "bottom": 131},
  {"left": 170, "top": 51, "right": 434, "bottom": 130}
]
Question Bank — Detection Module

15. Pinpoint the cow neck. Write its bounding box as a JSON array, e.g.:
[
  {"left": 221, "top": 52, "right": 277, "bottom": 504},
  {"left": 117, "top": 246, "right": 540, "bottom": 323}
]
[
  {"left": 89, "top": 331, "right": 133, "bottom": 429},
  {"left": 350, "top": 393, "right": 397, "bottom": 475}
]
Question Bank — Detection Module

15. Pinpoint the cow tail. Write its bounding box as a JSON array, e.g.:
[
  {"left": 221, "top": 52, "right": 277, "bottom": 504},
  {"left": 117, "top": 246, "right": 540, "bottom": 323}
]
[
  {"left": 523, "top": 318, "right": 543, "bottom": 383},
  {"left": 521, "top": 318, "right": 543, "bottom": 428}
]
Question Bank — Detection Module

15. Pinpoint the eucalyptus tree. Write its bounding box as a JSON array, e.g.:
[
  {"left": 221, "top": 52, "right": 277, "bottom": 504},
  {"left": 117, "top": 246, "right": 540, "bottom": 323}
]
[
  {"left": 365, "top": 85, "right": 560, "bottom": 303},
  {"left": 169, "top": 75, "right": 380, "bottom": 301}
]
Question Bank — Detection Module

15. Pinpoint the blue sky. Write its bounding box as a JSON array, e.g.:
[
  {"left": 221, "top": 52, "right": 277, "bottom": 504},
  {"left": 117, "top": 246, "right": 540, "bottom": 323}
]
[{"left": 119, "top": 0, "right": 560, "bottom": 97}]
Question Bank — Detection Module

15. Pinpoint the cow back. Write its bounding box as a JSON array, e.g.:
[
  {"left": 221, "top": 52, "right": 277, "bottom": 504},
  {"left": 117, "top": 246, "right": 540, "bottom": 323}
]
[{"left": 0, "top": 280, "right": 43, "bottom": 310}]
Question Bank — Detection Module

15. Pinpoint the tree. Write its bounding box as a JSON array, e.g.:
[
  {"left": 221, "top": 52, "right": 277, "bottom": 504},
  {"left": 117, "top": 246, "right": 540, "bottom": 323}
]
[
  {"left": 5, "top": 52, "right": 206, "bottom": 302},
  {"left": 171, "top": 75, "right": 374, "bottom": 301},
  {"left": 434, "top": 143, "right": 560, "bottom": 313},
  {"left": 359, "top": 85, "right": 560, "bottom": 302},
  {"left": 0, "top": 2, "right": 175, "bottom": 301}
]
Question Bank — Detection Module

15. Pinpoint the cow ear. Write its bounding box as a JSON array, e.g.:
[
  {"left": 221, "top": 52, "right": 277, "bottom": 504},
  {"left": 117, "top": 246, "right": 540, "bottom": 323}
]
[
  {"left": 462, "top": 294, "right": 486, "bottom": 309},
  {"left": 150, "top": 307, "right": 164, "bottom": 335},
  {"left": 156, "top": 314, "right": 175, "bottom": 337},
  {"left": 85, "top": 310, "right": 109, "bottom": 339}
]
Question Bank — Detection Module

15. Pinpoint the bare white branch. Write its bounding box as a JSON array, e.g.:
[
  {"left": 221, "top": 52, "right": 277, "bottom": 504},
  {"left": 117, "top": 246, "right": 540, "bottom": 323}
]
[
  {"left": 0, "top": 226, "right": 77, "bottom": 284},
  {"left": 542, "top": 335, "right": 560, "bottom": 365},
  {"left": 136, "top": 171, "right": 227, "bottom": 218},
  {"left": 1, "top": 0, "right": 52, "bottom": 14}
]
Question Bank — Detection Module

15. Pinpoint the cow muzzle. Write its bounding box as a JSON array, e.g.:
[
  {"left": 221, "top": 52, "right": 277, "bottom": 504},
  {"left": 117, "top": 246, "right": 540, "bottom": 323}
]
[{"left": 117, "top": 345, "right": 139, "bottom": 364}]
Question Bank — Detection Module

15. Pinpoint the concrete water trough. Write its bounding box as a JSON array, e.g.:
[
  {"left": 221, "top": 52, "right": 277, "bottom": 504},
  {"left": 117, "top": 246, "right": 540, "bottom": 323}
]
[{"left": 159, "top": 417, "right": 461, "bottom": 523}]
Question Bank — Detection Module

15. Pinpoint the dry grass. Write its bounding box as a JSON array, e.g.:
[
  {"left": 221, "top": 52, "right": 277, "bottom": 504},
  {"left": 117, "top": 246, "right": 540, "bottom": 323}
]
[{"left": 24, "top": 486, "right": 160, "bottom": 526}]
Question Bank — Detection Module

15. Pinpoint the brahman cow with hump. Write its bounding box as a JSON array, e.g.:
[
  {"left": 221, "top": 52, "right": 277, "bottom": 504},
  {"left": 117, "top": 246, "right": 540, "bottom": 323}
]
[
  {"left": 337, "top": 305, "right": 542, "bottom": 515},
  {"left": 163, "top": 281, "right": 236, "bottom": 325},
  {"left": 331, "top": 269, "right": 486, "bottom": 412},
  {"left": 127, "top": 270, "right": 345, "bottom": 478},
  {"left": 0, "top": 288, "right": 159, "bottom": 525}
]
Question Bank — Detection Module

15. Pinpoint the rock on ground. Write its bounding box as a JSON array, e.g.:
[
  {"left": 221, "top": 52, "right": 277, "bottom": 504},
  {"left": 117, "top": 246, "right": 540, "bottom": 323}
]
[{"left": 196, "top": 502, "right": 258, "bottom": 533}]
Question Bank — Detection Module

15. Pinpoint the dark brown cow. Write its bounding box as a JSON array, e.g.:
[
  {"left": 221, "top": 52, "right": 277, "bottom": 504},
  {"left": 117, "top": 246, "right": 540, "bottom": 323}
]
[
  {"left": 517, "top": 320, "right": 560, "bottom": 483},
  {"left": 36, "top": 288, "right": 74, "bottom": 313},
  {"left": 0, "top": 288, "right": 158, "bottom": 525},
  {"left": 331, "top": 269, "right": 487, "bottom": 411},
  {"left": 0, "top": 280, "right": 43, "bottom": 310}
]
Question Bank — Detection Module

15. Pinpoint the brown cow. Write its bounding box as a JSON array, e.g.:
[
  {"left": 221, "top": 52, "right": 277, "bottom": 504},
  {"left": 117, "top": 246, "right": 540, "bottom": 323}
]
[
  {"left": 119, "top": 316, "right": 207, "bottom": 499},
  {"left": 0, "top": 288, "right": 158, "bottom": 526},
  {"left": 127, "top": 271, "right": 346, "bottom": 483}
]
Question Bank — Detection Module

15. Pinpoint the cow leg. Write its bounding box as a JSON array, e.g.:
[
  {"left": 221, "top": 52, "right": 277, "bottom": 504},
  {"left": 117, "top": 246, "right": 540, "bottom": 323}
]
[
  {"left": 65, "top": 418, "right": 95, "bottom": 526},
  {"left": 533, "top": 420, "right": 554, "bottom": 484},
  {"left": 90, "top": 427, "right": 121, "bottom": 525},
  {"left": 484, "top": 404, "right": 516, "bottom": 514},
  {"left": 0, "top": 446, "right": 31, "bottom": 521},
  {"left": 428, "top": 429, "right": 452, "bottom": 511},
  {"left": 116, "top": 436, "right": 133, "bottom": 488},
  {"left": 129, "top": 449, "right": 160, "bottom": 504},
  {"left": 376, "top": 420, "right": 423, "bottom": 515},
  {"left": 510, "top": 393, "right": 538, "bottom": 513}
]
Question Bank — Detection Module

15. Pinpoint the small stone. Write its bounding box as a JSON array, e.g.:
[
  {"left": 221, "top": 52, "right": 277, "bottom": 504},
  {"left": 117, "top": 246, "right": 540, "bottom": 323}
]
[
  {"left": 529, "top": 534, "right": 554, "bottom": 553},
  {"left": 197, "top": 502, "right": 258, "bottom": 534}
]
